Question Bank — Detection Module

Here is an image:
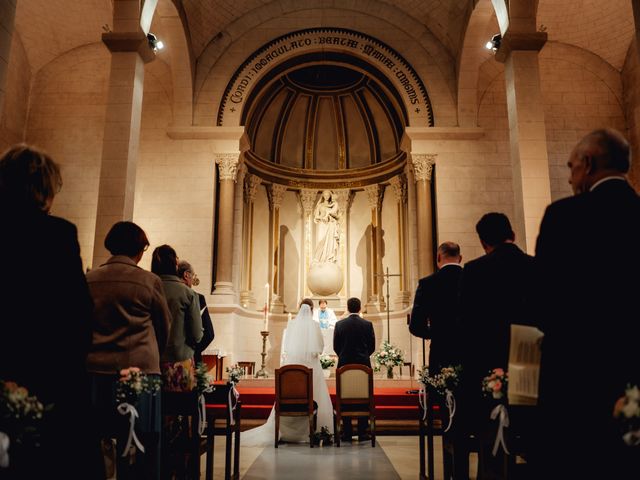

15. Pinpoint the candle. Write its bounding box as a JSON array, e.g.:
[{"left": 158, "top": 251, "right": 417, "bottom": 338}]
[
  {"left": 288, "top": 312, "right": 292, "bottom": 323},
  {"left": 264, "top": 283, "right": 270, "bottom": 331}
]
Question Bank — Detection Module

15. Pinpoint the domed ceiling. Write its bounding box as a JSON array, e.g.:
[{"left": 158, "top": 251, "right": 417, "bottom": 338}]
[{"left": 245, "top": 64, "right": 405, "bottom": 171}]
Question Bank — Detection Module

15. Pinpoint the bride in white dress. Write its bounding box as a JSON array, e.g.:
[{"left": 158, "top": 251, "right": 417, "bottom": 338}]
[{"left": 241, "top": 301, "right": 334, "bottom": 446}]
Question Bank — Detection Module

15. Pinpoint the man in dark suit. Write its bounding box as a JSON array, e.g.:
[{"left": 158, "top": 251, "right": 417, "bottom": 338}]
[
  {"left": 534, "top": 129, "right": 640, "bottom": 478},
  {"left": 333, "top": 297, "right": 375, "bottom": 440},
  {"left": 178, "top": 260, "right": 215, "bottom": 364},
  {"left": 410, "top": 241, "right": 463, "bottom": 375},
  {"left": 458, "top": 213, "right": 536, "bottom": 478}
]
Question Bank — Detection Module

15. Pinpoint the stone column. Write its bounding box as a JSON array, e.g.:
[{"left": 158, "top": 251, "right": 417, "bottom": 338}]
[
  {"left": 239, "top": 173, "right": 260, "bottom": 308},
  {"left": 91, "top": 1, "right": 156, "bottom": 268},
  {"left": 411, "top": 154, "right": 436, "bottom": 279},
  {"left": 333, "top": 189, "right": 354, "bottom": 303},
  {"left": 212, "top": 153, "right": 239, "bottom": 303},
  {"left": 267, "top": 183, "right": 287, "bottom": 313},
  {"left": 0, "top": 0, "right": 16, "bottom": 121},
  {"left": 496, "top": 31, "right": 551, "bottom": 253},
  {"left": 390, "top": 174, "right": 411, "bottom": 309},
  {"left": 299, "top": 189, "right": 317, "bottom": 297},
  {"left": 364, "top": 184, "right": 385, "bottom": 312}
]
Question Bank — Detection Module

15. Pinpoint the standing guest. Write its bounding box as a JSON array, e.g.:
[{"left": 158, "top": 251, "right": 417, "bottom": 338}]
[
  {"left": 313, "top": 299, "right": 338, "bottom": 355},
  {"left": 409, "top": 241, "right": 463, "bottom": 375},
  {"left": 86, "top": 221, "right": 171, "bottom": 480},
  {"left": 458, "top": 213, "right": 536, "bottom": 478},
  {"left": 333, "top": 297, "right": 376, "bottom": 441},
  {"left": 151, "top": 245, "right": 203, "bottom": 392},
  {"left": 0, "top": 145, "right": 101, "bottom": 478},
  {"left": 177, "top": 260, "right": 214, "bottom": 364},
  {"left": 534, "top": 129, "right": 640, "bottom": 478}
]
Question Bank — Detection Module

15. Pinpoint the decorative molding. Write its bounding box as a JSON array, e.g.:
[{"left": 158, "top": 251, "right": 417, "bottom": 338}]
[
  {"left": 299, "top": 189, "right": 317, "bottom": 215},
  {"left": 166, "top": 126, "right": 245, "bottom": 140},
  {"left": 364, "top": 184, "right": 384, "bottom": 211},
  {"left": 215, "top": 153, "right": 240, "bottom": 181},
  {"left": 267, "top": 183, "right": 287, "bottom": 210},
  {"left": 244, "top": 174, "right": 262, "bottom": 204},
  {"left": 411, "top": 154, "right": 436, "bottom": 182},
  {"left": 389, "top": 174, "right": 407, "bottom": 204},
  {"left": 404, "top": 127, "right": 485, "bottom": 141}
]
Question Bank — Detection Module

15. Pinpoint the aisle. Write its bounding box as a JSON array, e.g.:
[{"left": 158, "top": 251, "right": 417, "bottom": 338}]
[{"left": 241, "top": 441, "right": 401, "bottom": 480}]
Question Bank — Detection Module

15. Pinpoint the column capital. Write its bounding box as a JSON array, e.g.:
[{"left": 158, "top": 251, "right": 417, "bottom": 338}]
[
  {"left": 102, "top": 30, "right": 156, "bottom": 63},
  {"left": 389, "top": 174, "right": 407, "bottom": 204},
  {"left": 298, "top": 189, "right": 317, "bottom": 215},
  {"left": 215, "top": 153, "right": 240, "bottom": 182},
  {"left": 411, "top": 154, "right": 436, "bottom": 182},
  {"left": 495, "top": 31, "right": 547, "bottom": 63},
  {"left": 332, "top": 189, "right": 353, "bottom": 215},
  {"left": 364, "top": 184, "right": 384, "bottom": 211},
  {"left": 267, "top": 183, "right": 287, "bottom": 210},
  {"left": 244, "top": 174, "right": 262, "bottom": 204}
]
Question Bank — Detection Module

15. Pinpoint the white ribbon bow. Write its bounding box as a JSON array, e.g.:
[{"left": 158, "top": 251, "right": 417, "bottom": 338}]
[
  {"left": 117, "top": 403, "right": 145, "bottom": 457},
  {"left": 198, "top": 385, "right": 215, "bottom": 435},
  {"left": 228, "top": 384, "right": 240, "bottom": 426},
  {"left": 444, "top": 390, "right": 456, "bottom": 433},
  {"left": 0, "top": 431, "right": 9, "bottom": 468},
  {"left": 490, "top": 404, "right": 510, "bottom": 456},
  {"left": 623, "top": 428, "right": 640, "bottom": 446},
  {"left": 418, "top": 384, "right": 428, "bottom": 421}
]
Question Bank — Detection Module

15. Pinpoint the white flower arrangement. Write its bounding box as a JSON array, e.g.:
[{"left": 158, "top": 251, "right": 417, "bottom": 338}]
[
  {"left": 319, "top": 354, "right": 336, "bottom": 369},
  {"left": 373, "top": 340, "right": 404, "bottom": 372},
  {"left": 225, "top": 364, "right": 244, "bottom": 385},
  {"left": 614, "top": 384, "right": 640, "bottom": 446},
  {"left": 482, "top": 368, "right": 508, "bottom": 400},
  {"left": 419, "top": 365, "right": 462, "bottom": 396}
]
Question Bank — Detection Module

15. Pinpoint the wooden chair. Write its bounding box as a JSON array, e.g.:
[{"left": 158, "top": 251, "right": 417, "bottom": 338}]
[
  {"left": 400, "top": 362, "right": 415, "bottom": 377},
  {"left": 333, "top": 364, "right": 375, "bottom": 447},
  {"left": 161, "top": 391, "right": 205, "bottom": 479},
  {"left": 274, "top": 364, "right": 316, "bottom": 448},
  {"left": 237, "top": 361, "right": 255, "bottom": 376},
  {"left": 204, "top": 383, "right": 242, "bottom": 480},
  {"left": 202, "top": 354, "right": 225, "bottom": 381}
]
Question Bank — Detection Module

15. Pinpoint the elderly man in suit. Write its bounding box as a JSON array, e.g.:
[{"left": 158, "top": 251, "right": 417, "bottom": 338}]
[
  {"left": 334, "top": 297, "right": 375, "bottom": 441},
  {"left": 410, "top": 241, "right": 463, "bottom": 375},
  {"left": 534, "top": 129, "right": 640, "bottom": 478}
]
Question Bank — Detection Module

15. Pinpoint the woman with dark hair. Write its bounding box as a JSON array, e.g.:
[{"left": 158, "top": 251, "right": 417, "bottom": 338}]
[
  {"left": 86, "top": 221, "right": 172, "bottom": 480},
  {"left": 0, "top": 145, "right": 101, "bottom": 477},
  {"left": 151, "top": 245, "right": 203, "bottom": 392}
]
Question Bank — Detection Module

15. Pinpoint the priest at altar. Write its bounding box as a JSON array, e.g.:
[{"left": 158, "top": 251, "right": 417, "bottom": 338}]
[{"left": 313, "top": 299, "right": 338, "bottom": 356}]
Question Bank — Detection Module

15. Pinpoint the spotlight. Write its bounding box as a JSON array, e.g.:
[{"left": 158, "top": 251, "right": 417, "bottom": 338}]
[
  {"left": 485, "top": 33, "right": 501, "bottom": 53},
  {"left": 147, "top": 33, "right": 164, "bottom": 52}
]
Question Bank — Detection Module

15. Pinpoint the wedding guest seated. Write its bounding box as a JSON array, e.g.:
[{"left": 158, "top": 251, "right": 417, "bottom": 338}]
[
  {"left": 86, "top": 221, "right": 172, "bottom": 480},
  {"left": 0, "top": 144, "right": 102, "bottom": 478},
  {"left": 151, "top": 245, "right": 203, "bottom": 392},
  {"left": 177, "top": 260, "right": 214, "bottom": 364}
]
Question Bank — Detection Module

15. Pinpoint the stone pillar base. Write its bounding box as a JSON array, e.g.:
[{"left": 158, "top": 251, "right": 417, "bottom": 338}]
[
  {"left": 394, "top": 290, "right": 412, "bottom": 310},
  {"left": 239, "top": 290, "right": 255, "bottom": 310},
  {"left": 365, "top": 296, "right": 381, "bottom": 314},
  {"left": 270, "top": 294, "right": 285, "bottom": 314},
  {"left": 211, "top": 281, "right": 236, "bottom": 304}
]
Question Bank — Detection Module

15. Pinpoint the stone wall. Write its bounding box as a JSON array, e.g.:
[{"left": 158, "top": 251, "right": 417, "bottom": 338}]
[{"left": 0, "top": 32, "right": 29, "bottom": 151}]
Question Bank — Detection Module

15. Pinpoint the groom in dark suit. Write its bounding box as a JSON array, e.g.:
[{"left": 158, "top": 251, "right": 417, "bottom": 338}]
[
  {"left": 534, "top": 129, "right": 640, "bottom": 478},
  {"left": 333, "top": 297, "right": 375, "bottom": 440}
]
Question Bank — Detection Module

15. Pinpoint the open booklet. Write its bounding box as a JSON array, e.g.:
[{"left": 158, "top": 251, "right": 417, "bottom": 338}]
[{"left": 508, "top": 324, "right": 544, "bottom": 406}]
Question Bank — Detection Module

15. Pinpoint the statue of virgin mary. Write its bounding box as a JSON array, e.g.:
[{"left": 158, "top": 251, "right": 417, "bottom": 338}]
[{"left": 313, "top": 190, "right": 340, "bottom": 264}]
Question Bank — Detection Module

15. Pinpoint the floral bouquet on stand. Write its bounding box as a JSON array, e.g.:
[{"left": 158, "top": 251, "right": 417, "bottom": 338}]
[
  {"left": 225, "top": 364, "right": 244, "bottom": 385},
  {"left": 418, "top": 365, "right": 462, "bottom": 430},
  {"left": 482, "top": 368, "right": 508, "bottom": 400},
  {"left": 116, "top": 368, "right": 161, "bottom": 459},
  {"left": 194, "top": 363, "right": 215, "bottom": 435},
  {"left": 373, "top": 340, "right": 404, "bottom": 379},
  {"left": 482, "top": 368, "right": 510, "bottom": 456},
  {"left": 319, "top": 355, "right": 336, "bottom": 378},
  {"left": 613, "top": 384, "right": 640, "bottom": 446},
  {"left": 0, "top": 380, "right": 48, "bottom": 469}
]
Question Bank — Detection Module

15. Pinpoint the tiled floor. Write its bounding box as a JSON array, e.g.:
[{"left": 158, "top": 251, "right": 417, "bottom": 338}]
[{"left": 202, "top": 435, "right": 480, "bottom": 479}]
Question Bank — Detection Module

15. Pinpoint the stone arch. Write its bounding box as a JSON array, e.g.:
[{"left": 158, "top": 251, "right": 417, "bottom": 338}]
[{"left": 193, "top": 3, "right": 458, "bottom": 127}]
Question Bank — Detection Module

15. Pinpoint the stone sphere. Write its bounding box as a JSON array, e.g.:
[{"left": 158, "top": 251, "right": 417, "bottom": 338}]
[{"left": 307, "top": 262, "right": 344, "bottom": 296}]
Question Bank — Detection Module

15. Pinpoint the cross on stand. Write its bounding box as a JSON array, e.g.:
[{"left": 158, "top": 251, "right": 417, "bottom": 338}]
[{"left": 375, "top": 267, "right": 401, "bottom": 343}]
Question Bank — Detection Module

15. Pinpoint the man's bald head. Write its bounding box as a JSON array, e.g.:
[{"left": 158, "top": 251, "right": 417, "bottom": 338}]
[
  {"left": 436, "top": 241, "right": 461, "bottom": 269},
  {"left": 568, "top": 129, "right": 630, "bottom": 194}
]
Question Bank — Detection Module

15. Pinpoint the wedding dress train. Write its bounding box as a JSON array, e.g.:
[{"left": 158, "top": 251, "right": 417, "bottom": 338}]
[{"left": 241, "top": 304, "right": 334, "bottom": 446}]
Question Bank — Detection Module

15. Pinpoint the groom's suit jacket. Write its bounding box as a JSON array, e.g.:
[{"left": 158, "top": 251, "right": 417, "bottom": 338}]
[{"left": 333, "top": 313, "right": 375, "bottom": 368}]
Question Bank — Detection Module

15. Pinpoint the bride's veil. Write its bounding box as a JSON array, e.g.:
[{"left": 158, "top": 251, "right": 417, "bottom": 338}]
[{"left": 282, "top": 304, "right": 324, "bottom": 363}]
